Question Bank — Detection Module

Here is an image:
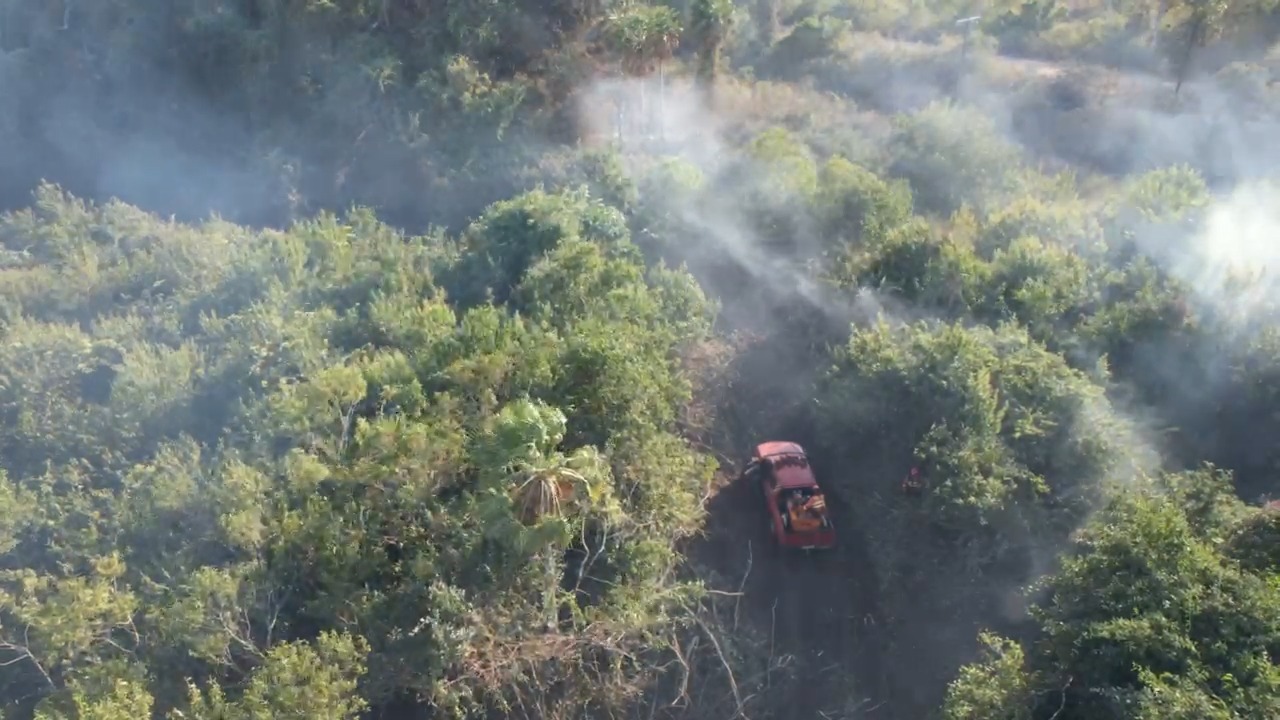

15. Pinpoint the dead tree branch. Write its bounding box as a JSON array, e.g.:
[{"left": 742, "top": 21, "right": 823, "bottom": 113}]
[{"left": 734, "top": 540, "right": 752, "bottom": 631}]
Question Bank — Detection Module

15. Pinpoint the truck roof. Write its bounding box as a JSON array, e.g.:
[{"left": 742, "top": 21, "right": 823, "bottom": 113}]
[
  {"left": 755, "top": 441, "right": 806, "bottom": 459},
  {"left": 775, "top": 463, "right": 817, "bottom": 489},
  {"left": 755, "top": 442, "right": 817, "bottom": 490}
]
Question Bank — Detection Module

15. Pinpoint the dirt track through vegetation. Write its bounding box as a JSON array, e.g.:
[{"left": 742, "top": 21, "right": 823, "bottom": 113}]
[
  {"left": 693, "top": 456, "right": 892, "bottom": 719},
  {"left": 687, "top": 316, "right": 901, "bottom": 719}
]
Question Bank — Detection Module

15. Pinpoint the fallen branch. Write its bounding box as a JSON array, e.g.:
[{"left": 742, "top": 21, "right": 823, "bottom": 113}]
[
  {"left": 1046, "top": 677, "right": 1071, "bottom": 720},
  {"left": 734, "top": 540, "right": 752, "bottom": 632},
  {"left": 0, "top": 627, "right": 54, "bottom": 691},
  {"left": 688, "top": 607, "right": 748, "bottom": 719},
  {"left": 667, "top": 634, "right": 691, "bottom": 708}
]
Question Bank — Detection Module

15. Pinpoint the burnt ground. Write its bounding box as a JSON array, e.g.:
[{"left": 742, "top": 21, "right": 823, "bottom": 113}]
[
  {"left": 689, "top": 462, "right": 892, "bottom": 720},
  {"left": 676, "top": 320, "right": 1050, "bottom": 720},
  {"left": 675, "top": 310, "right": 915, "bottom": 720}
]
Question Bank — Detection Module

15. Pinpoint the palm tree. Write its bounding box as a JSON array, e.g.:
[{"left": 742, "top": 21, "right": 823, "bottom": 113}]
[
  {"left": 647, "top": 10, "right": 681, "bottom": 139},
  {"left": 690, "top": 0, "right": 734, "bottom": 101},
  {"left": 507, "top": 446, "right": 612, "bottom": 626},
  {"left": 507, "top": 449, "right": 607, "bottom": 525},
  {"left": 603, "top": 4, "right": 682, "bottom": 139},
  {"left": 477, "top": 400, "right": 616, "bottom": 625}
]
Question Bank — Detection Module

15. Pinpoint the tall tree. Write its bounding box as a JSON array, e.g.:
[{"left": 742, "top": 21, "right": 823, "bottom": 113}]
[
  {"left": 689, "top": 0, "right": 733, "bottom": 98},
  {"left": 754, "top": 0, "right": 779, "bottom": 46},
  {"left": 603, "top": 4, "right": 682, "bottom": 139}
]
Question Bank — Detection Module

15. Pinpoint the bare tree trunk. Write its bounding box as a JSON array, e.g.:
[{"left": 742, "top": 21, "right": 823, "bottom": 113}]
[
  {"left": 616, "top": 93, "right": 625, "bottom": 147},
  {"left": 755, "top": 0, "right": 779, "bottom": 46},
  {"left": 1150, "top": 0, "right": 1168, "bottom": 48},
  {"left": 543, "top": 549, "right": 558, "bottom": 628},
  {"left": 639, "top": 74, "right": 648, "bottom": 137},
  {"left": 658, "top": 59, "right": 665, "bottom": 141},
  {"left": 1175, "top": 12, "right": 1206, "bottom": 96}
]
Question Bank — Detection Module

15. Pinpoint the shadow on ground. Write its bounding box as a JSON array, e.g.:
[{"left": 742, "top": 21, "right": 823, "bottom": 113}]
[{"left": 679, "top": 324, "right": 904, "bottom": 720}]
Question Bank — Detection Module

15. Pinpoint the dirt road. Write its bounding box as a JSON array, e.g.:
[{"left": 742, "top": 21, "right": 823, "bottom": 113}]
[{"left": 688, "top": 367, "right": 897, "bottom": 719}]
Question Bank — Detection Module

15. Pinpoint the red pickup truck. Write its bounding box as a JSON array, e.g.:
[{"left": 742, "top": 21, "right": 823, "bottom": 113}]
[{"left": 743, "top": 441, "right": 836, "bottom": 551}]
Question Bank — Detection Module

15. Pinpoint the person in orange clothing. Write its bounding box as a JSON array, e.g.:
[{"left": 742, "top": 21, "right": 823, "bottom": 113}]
[{"left": 787, "top": 490, "right": 823, "bottom": 532}]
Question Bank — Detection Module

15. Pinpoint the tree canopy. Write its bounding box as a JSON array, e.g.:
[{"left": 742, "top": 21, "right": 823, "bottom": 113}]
[{"left": 2, "top": 0, "right": 1280, "bottom": 718}]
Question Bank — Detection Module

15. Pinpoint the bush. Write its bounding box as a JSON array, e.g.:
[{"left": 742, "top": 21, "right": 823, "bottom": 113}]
[
  {"left": 815, "top": 320, "right": 1120, "bottom": 553},
  {"left": 1036, "top": 11, "right": 1132, "bottom": 63},
  {"left": 943, "top": 476, "right": 1280, "bottom": 720},
  {"left": 0, "top": 188, "right": 720, "bottom": 718},
  {"left": 888, "top": 101, "right": 1026, "bottom": 215},
  {"left": 813, "top": 156, "right": 914, "bottom": 247},
  {"left": 985, "top": 0, "right": 1067, "bottom": 55},
  {"left": 1214, "top": 62, "right": 1276, "bottom": 111},
  {"left": 979, "top": 194, "right": 1103, "bottom": 257},
  {"left": 765, "top": 15, "right": 853, "bottom": 76}
]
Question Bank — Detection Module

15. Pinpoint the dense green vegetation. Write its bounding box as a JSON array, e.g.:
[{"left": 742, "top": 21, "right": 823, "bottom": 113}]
[{"left": 2, "top": 0, "right": 1280, "bottom": 718}]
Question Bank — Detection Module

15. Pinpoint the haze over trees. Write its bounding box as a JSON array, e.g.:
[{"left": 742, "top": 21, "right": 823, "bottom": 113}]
[{"left": 1, "top": 0, "right": 1279, "bottom": 718}]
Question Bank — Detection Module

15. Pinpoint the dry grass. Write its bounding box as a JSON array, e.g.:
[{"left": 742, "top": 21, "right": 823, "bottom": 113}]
[{"left": 714, "top": 77, "right": 851, "bottom": 124}]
